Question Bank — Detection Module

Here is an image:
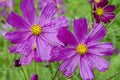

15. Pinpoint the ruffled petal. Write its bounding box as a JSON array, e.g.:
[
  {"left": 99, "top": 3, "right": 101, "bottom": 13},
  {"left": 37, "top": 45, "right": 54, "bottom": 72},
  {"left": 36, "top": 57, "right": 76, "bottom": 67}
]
[
  {"left": 5, "top": 30, "right": 31, "bottom": 44},
  {"left": 57, "top": 28, "right": 78, "bottom": 46},
  {"left": 9, "top": 36, "right": 35, "bottom": 56},
  {"left": 79, "top": 55, "right": 94, "bottom": 80},
  {"left": 74, "top": 18, "right": 88, "bottom": 43},
  {"left": 85, "top": 23, "right": 106, "bottom": 46},
  {"left": 38, "top": 3, "right": 56, "bottom": 26},
  {"left": 20, "top": 51, "right": 34, "bottom": 66},
  {"left": 88, "top": 42, "right": 114, "bottom": 56},
  {"left": 20, "top": 0, "right": 36, "bottom": 24},
  {"left": 36, "top": 37, "right": 51, "bottom": 61},
  {"left": 104, "top": 5, "right": 115, "bottom": 12},
  {"left": 59, "top": 54, "right": 79, "bottom": 77},
  {"left": 88, "top": 54, "right": 109, "bottom": 72},
  {"left": 7, "top": 12, "right": 30, "bottom": 29},
  {"left": 50, "top": 46, "right": 76, "bottom": 62}
]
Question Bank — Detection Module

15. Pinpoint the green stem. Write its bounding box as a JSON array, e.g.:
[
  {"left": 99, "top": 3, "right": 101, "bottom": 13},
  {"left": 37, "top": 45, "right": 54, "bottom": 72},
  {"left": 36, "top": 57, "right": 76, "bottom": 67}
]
[
  {"left": 107, "top": 71, "right": 120, "bottom": 80},
  {"left": 91, "top": 4, "right": 94, "bottom": 23},
  {"left": 107, "top": 27, "right": 120, "bottom": 34},
  {"left": 34, "top": 62, "right": 37, "bottom": 74},
  {"left": 52, "top": 67, "right": 59, "bottom": 80},
  {"left": 20, "top": 67, "right": 27, "bottom": 80},
  {"left": 49, "top": 63, "right": 53, "bottom": 75}
]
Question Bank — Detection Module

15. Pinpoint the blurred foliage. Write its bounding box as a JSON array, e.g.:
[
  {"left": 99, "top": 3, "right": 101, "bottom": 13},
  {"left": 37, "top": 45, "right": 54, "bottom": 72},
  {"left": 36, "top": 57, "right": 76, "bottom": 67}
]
[{"left": 0, "top": 0, "right": 120, "bottom": 80}]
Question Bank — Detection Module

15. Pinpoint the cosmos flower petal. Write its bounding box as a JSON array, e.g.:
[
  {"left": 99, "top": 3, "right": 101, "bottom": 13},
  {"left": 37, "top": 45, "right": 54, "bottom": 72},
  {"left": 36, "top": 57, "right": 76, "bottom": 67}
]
[
  {"left": 38, "top": 3, "right": 56, "bottom": 26},
  {"left": 5, "top": 30, "right": 31, "bottom": 44},
  {"left": 88, "top": 42, "right": 114, "bottom": 56},
  {"left": 20, "top": 0, "right": 36, "bottom": 24},
  {"left": 88, "top": 54, "right": 109, "bottom": 72},
  {"left": 79, "top": 56, "right": 94, "bottom": 80},
  {"left": 57, "top": 28, "right": 78, "bottom": 46},
  {"left": 20, "top": 51, "right": 34, "bottom": 66},
  {"left": 93, "top": 12, "right": 100, "bottom": 23},
  {"left": 100, "top": 16, "right": 108, "bottom": 23},
  {"left": 59, "top": 54, "right": 79, "bottom": 77},
  {"left": 101, "top": 13, "right": 116, "bottom": 23},
  {"left": 85, "top": 23, "right": 106, "bottom": 46},
  {"left": 9, "top": 36, "right": 35, "bottom": 56},
  {"left": 50, "top": 46, "right": 76, "bottom": 62},
  {"left": 42, "top": 32, "right": 62, "bottom": 46},
  {"left": 7, "top": 12, "right": 30, "bottom": 29},
  {"left": 97, "top": 0, "right": 108, "bottom": 7},
  {"left": 74, "top": 18, "right": 88, "bottom": 43},
  {"left": 104, "top": 5, "right": 115, "bottom": 12},
  {"left": 47, "top": 16, "right": 68, "bottom": 29},
  {"left": 36, "top": 37, "right": 51, "bottom": 61}
]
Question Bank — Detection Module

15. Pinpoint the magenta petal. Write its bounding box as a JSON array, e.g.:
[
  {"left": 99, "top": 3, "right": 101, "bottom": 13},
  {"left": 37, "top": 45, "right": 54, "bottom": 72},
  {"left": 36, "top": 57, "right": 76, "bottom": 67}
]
[
  {"left": 59, "top": 54, "right": 79, "bottom": 77},
  {"left": 88, "top": 42, "right": 114, "bottom": 56},
  {"left": 85, "top": 23, "right": 106, "bottom": 46},
  {"left": 101, "top": 13, "right": 116, "bottom": 23},
  {"left": 57, "top": 28, "right": 78, "bottom": 46},
  {"left": 38, "top": 3, "right": 56, "bottom": 26},
  {"left": 50, "top": 46, "right": 76, "bottom": 62},
  {"left": 100, "top": 16, "right": 108, "bottom": 23},
  {"left": 20, "top": 0, "right": 36, "bottom": 24},
  {"left": 79, "top": 56, "right": 94, "bottom": 80},
  {"left": 20, "top": 51, "right": 34, "bottom": 66},
  {"left": 47, "top": 16, "right": 68, "bottom": 29},
  {"left": 9, "top": 36, "right": 35, "bottom": 56},
  {"left": 5, "top": 30, "right": 31, "bottom": 44},
  {"left": 104, "top": 5, "right": 115, "bottom": 12},
  {"left": 7, "top": 12, "right": 30, "bottom": 29},
  {"left": 88, "top": 54, "right": 109, "bottom": 72},
  {"left": 74, "top": 18, "right": 88, "bottom": 43},
  {"left": 97, "top": 0, "right": 108, "bottom": 7},
  {"left": 93, "top": 12, "right": 100, "bottom": 23},
  {"left": 36, "top": 37, "right": 51, "bottom": 61}
]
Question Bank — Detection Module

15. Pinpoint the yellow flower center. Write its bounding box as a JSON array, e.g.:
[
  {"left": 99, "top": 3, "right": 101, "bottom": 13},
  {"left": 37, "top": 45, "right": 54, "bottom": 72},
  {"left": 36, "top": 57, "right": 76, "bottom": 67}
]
[
  {"left": 31, "top": 24, "right": 42, "bottom": 36},
  {"left": 33, "top": 43, "right": 37, "bottom": 50},
  {"left": 76, "top": 44, "right": 88, "bottom": 55},
  {"left": 94, "top": 0, "right": 100, "bottom": 3},
  {"left": 96, "top": 8, "right": 104, "bottom": 16}
]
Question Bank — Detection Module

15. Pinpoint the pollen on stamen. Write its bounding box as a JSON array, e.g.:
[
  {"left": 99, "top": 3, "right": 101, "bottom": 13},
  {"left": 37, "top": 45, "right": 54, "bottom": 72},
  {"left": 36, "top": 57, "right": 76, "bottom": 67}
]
[
  {"left": 76, "top": 44, "right": 88, "bottom": 55},
  {"left": 34, "top": 44, "right": 37, "bottom": 50},
  {"left": 94, "top": 0, "right": 100, "bottom": 3},
  {"left": 31, "top": 24, "right": 42, "bottom": 36},
  {"left": 96, "top": 8, "right": 104, "bottom": 16}
]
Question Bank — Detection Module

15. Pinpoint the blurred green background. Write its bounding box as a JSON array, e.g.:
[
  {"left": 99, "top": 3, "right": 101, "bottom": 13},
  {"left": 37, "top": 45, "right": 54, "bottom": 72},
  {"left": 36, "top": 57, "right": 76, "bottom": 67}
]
[{"left": 0, "top": 0, "right": 120, "bottom": 80}]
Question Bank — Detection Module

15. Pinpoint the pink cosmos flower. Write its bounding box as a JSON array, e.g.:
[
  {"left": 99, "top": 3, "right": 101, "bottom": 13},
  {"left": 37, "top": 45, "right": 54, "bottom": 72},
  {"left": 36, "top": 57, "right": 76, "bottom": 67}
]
[
  {"left": 51, "top": 18, "right": 114, "bottom": 80},
  {"left": 6, "top": 0, "right": 68, "bottom": 65},
  {"left": 30, "top": 74, "right": 38, "bottom": 80},
  {"left": 0, "top": 0, "right": 13, "bottom": 17},
  {"left": 93, "top": 0, "right": 116, "bottom": 23},
  {"left": 38, "top": 0, "right": 66, "bottom": 16}
]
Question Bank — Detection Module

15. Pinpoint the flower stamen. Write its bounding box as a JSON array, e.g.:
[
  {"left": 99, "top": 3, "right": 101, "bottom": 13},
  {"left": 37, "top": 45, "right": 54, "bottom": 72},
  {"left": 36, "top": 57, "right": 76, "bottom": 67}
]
[
  {"left": 94, "top": 0, "right": 100, "bottom": 3},
  {"left": 31, "top": 24, "right": 42, "bottom": 36},
  {"left": 76, "top": 44, "right": 88, "bottom": 55},
  {"left": 96, "top": 8, "right": 104, "bottom": 16}
]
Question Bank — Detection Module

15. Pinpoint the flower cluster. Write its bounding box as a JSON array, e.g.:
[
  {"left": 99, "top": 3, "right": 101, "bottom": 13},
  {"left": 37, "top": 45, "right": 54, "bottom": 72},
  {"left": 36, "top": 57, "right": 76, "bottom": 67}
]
[{"left": 0, "top": 0, "right": 116, "bottom": 80}]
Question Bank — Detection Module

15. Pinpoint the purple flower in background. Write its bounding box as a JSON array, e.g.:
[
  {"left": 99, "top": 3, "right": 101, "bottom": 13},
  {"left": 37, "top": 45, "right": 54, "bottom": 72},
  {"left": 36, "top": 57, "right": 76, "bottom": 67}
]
[
  {"left": 30, "top": 74, "right": 38, "bottom": 80},
  {"left": 89, "top": 0, "right": 105, "bottom": 4},
  {"left": 93, "top": 0, "right": 116, "bottom": 23},
  {"left": 0, "top": 0, "right": 13, "bottom": 17},
  {"left": 51, "top": 18, "right": 114, "bottom": 80},
  {"left": 6, "top": 0, "right": 68, "bottom": 65},
  {"left": 38, "top": 0, "right": 66, "bottom": 16},
  {"left": 0, "top": 23, "right": 12, "bottom": 36}
]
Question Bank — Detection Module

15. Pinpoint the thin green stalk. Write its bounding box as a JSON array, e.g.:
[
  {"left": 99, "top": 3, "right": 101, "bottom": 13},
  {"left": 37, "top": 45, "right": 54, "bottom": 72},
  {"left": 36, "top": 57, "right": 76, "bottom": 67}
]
[
  {"left": 34, "top": 62, "right": 37, "bottom": 74},
  {"left": 107, "top": 71, "right": 120, "bottom": 80},
  {"left": 107, "top": 27, "right": 120, "bottom": 34},
  {"left": 49, "top": 63, "right": 53, "bottom": 75},
  {"left": 52, "top": 67, "right": 59, "bottom": 80},
  {"left": 91, "top": 4, "right": 94, "bottom": 23},
  {"left": 20, "top": 67, "right": 27, "bottom": 80}
]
